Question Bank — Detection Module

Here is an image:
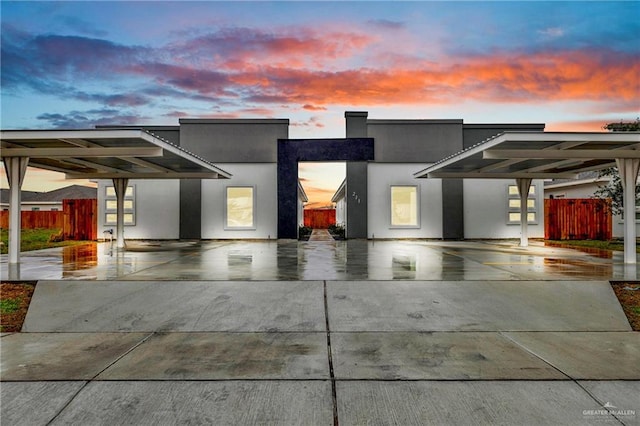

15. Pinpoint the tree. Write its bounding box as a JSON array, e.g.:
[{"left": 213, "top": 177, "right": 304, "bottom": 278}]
[{"left": 593, "top": 119, "right": 640, "bottom": 215}]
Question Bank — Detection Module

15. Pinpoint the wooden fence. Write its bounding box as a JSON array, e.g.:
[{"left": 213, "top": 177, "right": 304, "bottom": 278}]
[
  {"left": 0, "top": 210, "right": 63, "bottom": 229},
  {"left": 545, "top": 198, "right": 612, "bottom": 240},
  {"left": 1, "top": 198, "right": 97, "bottom": 241},
  {"left": 63, "top": 199, "right": 97, "bottom": 241},
  {"left": 304, "top": 209, "right": 336, "bottom": 229}
]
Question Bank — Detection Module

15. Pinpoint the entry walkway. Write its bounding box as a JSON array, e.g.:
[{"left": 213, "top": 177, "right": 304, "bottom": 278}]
[
  {"left": 308, "top": 228, "right": 334, "bottom": 241},
  {"left": 2, "top": 279, "right": 639, "bottom": 424}
]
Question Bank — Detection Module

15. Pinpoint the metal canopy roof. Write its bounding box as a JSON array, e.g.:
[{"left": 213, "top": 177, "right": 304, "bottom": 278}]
[
  {"left": 414, "top": 131, "right": 640, "bottom": 179},
  {"left": 0, "top": 129, "right": 231, "bottom": 179}
]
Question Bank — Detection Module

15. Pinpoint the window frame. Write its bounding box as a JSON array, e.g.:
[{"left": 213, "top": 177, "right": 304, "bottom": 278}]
[
  {"left": 506, "top": 183, "right": 538, "bottom": 225},
  {"left": 104, "top": 184, "right": 136, "bottom": 226},
  {"left": 224, "top": 185, "right": 257, "bottom": 230},
  {"left": 389, "top": 184, "right": 421, "bottom": 229}
]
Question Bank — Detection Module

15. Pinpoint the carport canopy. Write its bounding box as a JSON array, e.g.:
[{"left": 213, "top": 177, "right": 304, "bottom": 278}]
[
  {"left": 1, "top": 129, "right": 231, "bottom": 264},
  {"left": 414, "top": 131, "right": 640, "bottom": 263}
]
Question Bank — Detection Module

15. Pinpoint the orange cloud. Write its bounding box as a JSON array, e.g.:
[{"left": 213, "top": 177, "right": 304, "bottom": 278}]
[{"left": 222, "top": 49, "right": 638, "bottom": 107}]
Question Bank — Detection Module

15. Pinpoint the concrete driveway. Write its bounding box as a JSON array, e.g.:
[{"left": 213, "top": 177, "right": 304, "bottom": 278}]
[{"left": 2, "top": 276, "right": 639, "bottom": 425}]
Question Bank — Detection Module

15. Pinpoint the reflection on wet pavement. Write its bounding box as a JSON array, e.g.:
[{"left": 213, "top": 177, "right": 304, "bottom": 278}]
[{"left": 1, "top": 239, "right": 637, "bottom": 281}]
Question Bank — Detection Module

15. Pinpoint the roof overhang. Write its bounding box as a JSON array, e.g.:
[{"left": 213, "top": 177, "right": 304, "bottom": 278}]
[
  {"left": 1, "top": 129, "right": 231, "bottom": 179},
  {"left": 331, "top": 179, "right": 346, "bottom": 202},
  {"left": 414, "top": 131, "right": 640, "bottom": 180},
  {"left": 298, "top": 180, "right": 309, "bottom": 202}
]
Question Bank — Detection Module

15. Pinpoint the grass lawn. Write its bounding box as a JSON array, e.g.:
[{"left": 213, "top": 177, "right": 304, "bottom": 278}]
[{"left": 0, "top": 228, "right": 90, "bottom": 254}]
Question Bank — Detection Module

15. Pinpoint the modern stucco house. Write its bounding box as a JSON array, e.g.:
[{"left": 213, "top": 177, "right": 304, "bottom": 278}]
[{"left": 93, "top": 111, "right": 546, "bottom": 240}]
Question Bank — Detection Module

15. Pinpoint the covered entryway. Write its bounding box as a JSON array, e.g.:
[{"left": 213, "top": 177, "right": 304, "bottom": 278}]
[{"left": 277, "top": 138, "right": 374, "bottom": 239}]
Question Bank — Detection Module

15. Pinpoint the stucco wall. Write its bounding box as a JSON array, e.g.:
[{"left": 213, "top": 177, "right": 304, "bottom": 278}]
[
  {"left": 201, "top": 164, "right": 277, "bottom": 239},
  {"left": 179, "top": 119, "right": 288, "bottom": 163},
  {"left": 367, "top": 120, "right": 464, "bottom": 163},
  {"left": 463, "top": 179, "right": 545, "bottom": 239},
  {"left": 367, "top": 163, "right": 443, "bottom": 239},
  {"left": 97, "top": 179, "right": 180, "bottom": 239}
]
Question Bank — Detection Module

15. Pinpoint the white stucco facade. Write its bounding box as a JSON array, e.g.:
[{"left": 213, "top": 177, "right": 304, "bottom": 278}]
[
  {"left": 97, "top": 179, "right": 180, "bottom": 239},
  {"left": 367, "top": 163, "right": 443, "bottom": 239},
  {"left": 464, "top": 179, "right": 545, "bottom": 239},
  {"left": 201, "top": 163, "right": 278, "bottom": 239}
]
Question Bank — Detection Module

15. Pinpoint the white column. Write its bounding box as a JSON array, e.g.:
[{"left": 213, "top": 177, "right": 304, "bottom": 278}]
[
  {"left": 615, "top": 159, "right": 639, "bottom": 264},
  {"left": 516, "top": 178, "right": 532, "bottom": 247},
  {"left": 112, "top": 178, "right": 129, "bottom": 249},
  {"left": 3, "top": 157, "right": 29, "bottom": 264}
]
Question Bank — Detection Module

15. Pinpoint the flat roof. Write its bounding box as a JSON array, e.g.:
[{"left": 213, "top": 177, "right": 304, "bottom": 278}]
[
  {"left": 1, "top": 129, "right": 231, "bottom": 179},
  {"left": 414, "top": 131, "right": 640, "bottom": 179}
]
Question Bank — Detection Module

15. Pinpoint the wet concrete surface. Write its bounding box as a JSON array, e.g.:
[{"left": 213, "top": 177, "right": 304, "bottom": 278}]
[
  {"left": 22, "top": 280, "right": 326, "bottom": 332},
  {"left": 331, "top": 331, "right": 567, "bottom": 380},
  {"left": 96, "top": 332, "right": 329, "bottom": 380},
  {"left": 0, "top": 332, "right": 150, "bottom": 380},
  {"left": 2, "top": 238, "right": 638, "bottom": 281},
  {"left": 2, "top": 239, "right": 639, "bottom": 425}
]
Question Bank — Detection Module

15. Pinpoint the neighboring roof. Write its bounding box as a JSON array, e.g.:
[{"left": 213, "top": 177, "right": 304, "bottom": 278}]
[
  {"left": 0, "top": 129, "right": 231, "bottom": 180},
  {"left": 0, "top": 189, "right": 41, "bottom": 204},
  {"left": 34, "top": 184, "right": 96, "bottom": 201},
  {"left": 544, "top": 171, "right": 610, "bottom": 190},
  {"left": 297, "top": 180, "right": 308, "bottom": 202},
  {"left": 0, "top": 185, "right": 96, "bottom": 204},
  {"left": 331, "top": 179, "right": 346, "bottom": 202},
  {"left": 414, "top": 131, "right": 640, "bottom": 179}
]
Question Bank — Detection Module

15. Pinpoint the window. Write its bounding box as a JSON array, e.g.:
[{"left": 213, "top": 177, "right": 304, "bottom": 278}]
[
  {"left": 104, "top": 185, "right": 135, "bottom": 225},
  {"left": 225, "top": 186, "right": 255, "bottom": 229},
  {"left": 507, "top": 184, "right": 537, "bottom": 224},
  {"left": 390, "top": 185, "right": 419, "bottom": 228}
]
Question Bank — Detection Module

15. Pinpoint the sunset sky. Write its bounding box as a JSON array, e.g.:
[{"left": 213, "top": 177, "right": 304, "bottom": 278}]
[{"left": 1, "top": 1, "right": 638, "bottom": 206}]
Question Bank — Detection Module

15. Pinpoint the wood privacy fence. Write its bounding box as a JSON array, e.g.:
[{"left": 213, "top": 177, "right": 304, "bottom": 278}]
[
  {"left": 304, "top": 209, "right": 336, "bottom": 229},
  {"left": 544, "top": 198, "right": 612, "bottom": 240},
  {"left": 63, "top": 199, "right": 97, "bottom": 241},
  {"left": 0, "top": 199, "right": 97, "bottom": 240},
  {"left": 0, "top": 210, "right": 63, "bottom": 229}
]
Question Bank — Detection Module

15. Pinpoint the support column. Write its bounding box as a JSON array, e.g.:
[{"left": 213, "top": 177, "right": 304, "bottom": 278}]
[
  {"left": 3, "top": 157, "right": 29, "bottom": 264},
  {"left": 516, "top": 178, "right": 532, "bottom": 247},
  {"left": 112, "top": 178, "right": 129, "bottom": 249},
  {"left": 616, "top": 159, "right": 639, "bottom": 264}
]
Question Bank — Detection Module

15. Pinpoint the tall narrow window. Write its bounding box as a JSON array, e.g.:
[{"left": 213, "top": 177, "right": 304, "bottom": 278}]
[
  {"left": 225, "top": 186, "right": 255, "bottom": 229},
  {"left": 507, "top": 184, "right": 537, "bottom": 224},
  {"left": 390, "top": 185, "right": 419, "bottom": 227},
  {"left": 105, "top": 185, "right": 135, "bottom": 225}
]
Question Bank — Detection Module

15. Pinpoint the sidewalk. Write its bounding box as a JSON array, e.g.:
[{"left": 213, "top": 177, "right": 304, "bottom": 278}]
[{"left": 2, "top": 279, "right": 639, "bottom": 425}]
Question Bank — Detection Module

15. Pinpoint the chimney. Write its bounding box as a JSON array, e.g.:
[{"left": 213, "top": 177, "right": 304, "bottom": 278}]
[{"left": 345, "top": 111, "right": 368, "bottom": 138}]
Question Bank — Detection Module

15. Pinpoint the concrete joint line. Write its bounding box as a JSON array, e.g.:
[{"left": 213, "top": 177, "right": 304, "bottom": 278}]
[
  {"left": 46, "top": 332, "right": 155, "bottom": 426},
  {"left": 499, "top": 333, "right": 626, "bottom": 425},
  {"left": 499, "top": 332, "right": 572, "bottom": 379},
  {"left": 323, "top": 280, "right": 339, "bottom": 426}
]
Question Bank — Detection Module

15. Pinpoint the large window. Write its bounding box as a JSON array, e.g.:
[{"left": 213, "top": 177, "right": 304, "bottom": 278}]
[
  {"left": 225, "top": 186, "right": 255, "bottom": 229},
  {"left": 391, "top": 185, "right": 419, "bottom": 228},
  {"left": 507, "top": 184, "right": 537, "bottom": 224},
  {"left": 105, "top": 185, "right": 135, "bottom": 226}
]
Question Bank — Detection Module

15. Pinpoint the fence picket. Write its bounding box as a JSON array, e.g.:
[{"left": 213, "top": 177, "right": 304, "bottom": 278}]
[{"left": 544, "top": 199, "right": 611, "bottom": 240}]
